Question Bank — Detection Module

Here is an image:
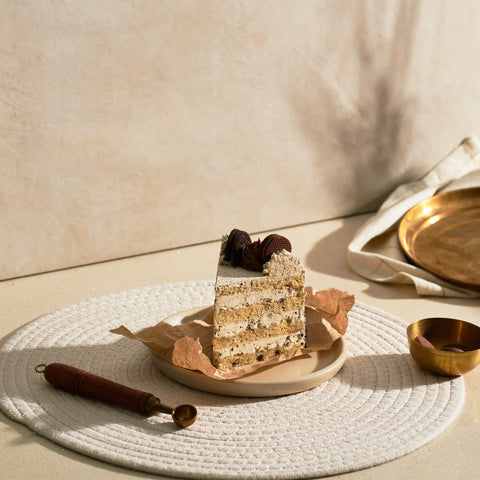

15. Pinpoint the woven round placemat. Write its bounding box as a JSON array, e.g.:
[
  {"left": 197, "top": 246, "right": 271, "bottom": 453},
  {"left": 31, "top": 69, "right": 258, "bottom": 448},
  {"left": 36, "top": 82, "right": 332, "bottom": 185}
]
[{"left": 0, "top": 281, "right": 464, "bottom": 479}]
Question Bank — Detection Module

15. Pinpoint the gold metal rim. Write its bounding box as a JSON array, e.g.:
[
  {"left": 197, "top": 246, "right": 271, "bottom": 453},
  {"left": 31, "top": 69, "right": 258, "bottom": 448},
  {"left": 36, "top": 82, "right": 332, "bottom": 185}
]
[
  {"left": 398, "top": 187, "right": 480, "bottom": 290},
  {"left": 35, "top": 364, "right": 47, "bottom": 373}
]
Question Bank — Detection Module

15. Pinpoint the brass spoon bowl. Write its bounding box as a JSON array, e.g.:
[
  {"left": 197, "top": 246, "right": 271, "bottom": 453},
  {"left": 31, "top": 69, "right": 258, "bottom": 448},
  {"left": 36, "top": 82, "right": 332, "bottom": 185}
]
[
  {"left": 407, "top": 317, "right": 480, "bottom": 376},
  {"left": 146, "top": 397, "right": 197, "bottom": 427}
]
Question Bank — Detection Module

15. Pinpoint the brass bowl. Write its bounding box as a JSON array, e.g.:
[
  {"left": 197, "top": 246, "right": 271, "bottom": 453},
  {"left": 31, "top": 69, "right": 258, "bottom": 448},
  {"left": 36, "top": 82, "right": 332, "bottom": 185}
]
[{"left": 407, "top": 317, "right": 480, "bottom": 376}]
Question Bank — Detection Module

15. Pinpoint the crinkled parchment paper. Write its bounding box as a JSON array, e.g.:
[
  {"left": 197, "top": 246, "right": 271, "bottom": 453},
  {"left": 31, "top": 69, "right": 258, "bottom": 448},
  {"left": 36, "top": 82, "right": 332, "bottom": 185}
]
[{"left": 111, "top": 287, "right": 354, "bottom": 380}]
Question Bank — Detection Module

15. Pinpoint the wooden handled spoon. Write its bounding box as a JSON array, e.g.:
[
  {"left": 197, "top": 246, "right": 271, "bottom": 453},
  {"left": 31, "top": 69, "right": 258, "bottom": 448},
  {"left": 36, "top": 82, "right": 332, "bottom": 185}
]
[{"left": 35, "top": 363, "right": 197, "bottom": 427}]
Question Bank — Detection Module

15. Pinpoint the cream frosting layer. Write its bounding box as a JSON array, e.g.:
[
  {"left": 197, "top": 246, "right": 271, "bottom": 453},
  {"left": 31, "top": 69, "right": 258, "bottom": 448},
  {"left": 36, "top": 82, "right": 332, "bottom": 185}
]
[
  {"left": 213, "top": 332, "right": 304, "bottom": 357},
  {"left": 214, "top": 285, "right": 301, "bottom": 308},
  {"left": 214, "top": 310, "right": 303, "bottom": 337}
]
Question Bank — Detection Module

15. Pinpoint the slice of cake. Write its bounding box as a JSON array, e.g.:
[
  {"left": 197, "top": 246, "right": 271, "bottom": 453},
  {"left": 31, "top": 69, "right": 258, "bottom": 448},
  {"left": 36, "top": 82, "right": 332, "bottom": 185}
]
[{"left": 212, "top": 229, "right": 306, "bottom": 369}]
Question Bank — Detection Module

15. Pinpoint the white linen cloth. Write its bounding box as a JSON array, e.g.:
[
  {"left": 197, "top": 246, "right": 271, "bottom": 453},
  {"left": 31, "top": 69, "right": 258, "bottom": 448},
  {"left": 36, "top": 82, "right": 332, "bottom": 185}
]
[{"left": 348, "top": 137, "right": 480, "bottom": 297}]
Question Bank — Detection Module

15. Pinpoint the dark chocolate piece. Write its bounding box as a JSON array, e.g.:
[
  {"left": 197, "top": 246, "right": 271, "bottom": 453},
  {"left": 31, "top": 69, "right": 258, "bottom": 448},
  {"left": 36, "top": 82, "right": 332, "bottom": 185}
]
[
  {"left": 225, "top": 229, "right": 251, "bottom": 265},
  {"left": 261, "top": 234, "right": 292, "bottom": 262},
  {"left": 240, "top": 240, "right": 264, "bottom": 271}
]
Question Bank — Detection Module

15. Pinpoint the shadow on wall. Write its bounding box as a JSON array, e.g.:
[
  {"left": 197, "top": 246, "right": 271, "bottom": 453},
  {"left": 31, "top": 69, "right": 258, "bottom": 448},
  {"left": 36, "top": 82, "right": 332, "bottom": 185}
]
[{"left": 292, "top": 0, "right": 421, "bottom": 213}]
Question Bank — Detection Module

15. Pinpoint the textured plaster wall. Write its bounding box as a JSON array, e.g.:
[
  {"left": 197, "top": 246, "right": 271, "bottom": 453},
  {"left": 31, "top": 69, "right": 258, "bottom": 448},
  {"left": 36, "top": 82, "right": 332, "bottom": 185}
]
[{"left": 2, "top": 0, "right": 480, "bottom": 279}]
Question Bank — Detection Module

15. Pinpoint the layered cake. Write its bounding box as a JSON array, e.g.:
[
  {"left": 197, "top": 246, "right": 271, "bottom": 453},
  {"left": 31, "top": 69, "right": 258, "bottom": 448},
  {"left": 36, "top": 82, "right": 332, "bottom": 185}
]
[{"left": 212, "top": 229, "right": 306, "bottom": 369}]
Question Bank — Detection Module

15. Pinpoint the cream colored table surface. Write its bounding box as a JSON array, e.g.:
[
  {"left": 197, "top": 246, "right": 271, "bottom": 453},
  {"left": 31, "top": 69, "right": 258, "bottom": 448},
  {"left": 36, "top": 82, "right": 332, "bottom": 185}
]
[{"left": 1, "top": 213, "right": 479, "bottom": 480}]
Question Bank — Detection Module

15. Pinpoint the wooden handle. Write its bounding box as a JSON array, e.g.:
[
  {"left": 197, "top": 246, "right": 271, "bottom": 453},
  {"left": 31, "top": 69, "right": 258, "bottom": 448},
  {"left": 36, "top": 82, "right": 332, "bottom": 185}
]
[{"left": 41, "top": 363, "right": 155, "bottom": 415}]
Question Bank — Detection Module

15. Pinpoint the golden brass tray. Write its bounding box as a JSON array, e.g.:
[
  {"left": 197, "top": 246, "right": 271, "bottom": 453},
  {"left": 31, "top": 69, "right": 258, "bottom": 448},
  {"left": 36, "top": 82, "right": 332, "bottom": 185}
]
[{"left": 398, "top": 187, "right": 480, "bottom": 290}]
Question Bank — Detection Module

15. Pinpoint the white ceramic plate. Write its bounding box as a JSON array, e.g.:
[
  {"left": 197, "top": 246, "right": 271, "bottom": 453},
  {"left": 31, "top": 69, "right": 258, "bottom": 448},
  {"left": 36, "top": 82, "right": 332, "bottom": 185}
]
[{"left": 152, "top": 306, "right": 347, "bottom": 397}]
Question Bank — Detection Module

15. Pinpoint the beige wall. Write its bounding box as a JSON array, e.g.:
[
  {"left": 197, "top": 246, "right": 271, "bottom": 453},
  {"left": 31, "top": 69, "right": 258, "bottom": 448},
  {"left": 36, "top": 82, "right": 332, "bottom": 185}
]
[{"left": 2, "top": 0, "right": 480, "bottom": 279}]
